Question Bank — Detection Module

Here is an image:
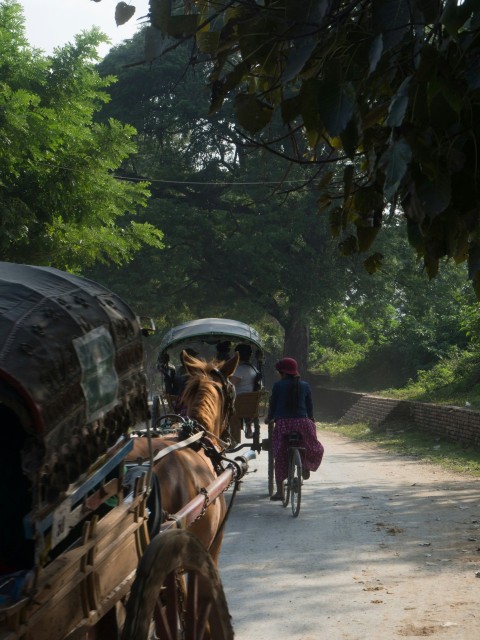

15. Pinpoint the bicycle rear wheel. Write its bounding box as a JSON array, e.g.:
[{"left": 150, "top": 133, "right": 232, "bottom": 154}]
[
  {"left": 282, "top": 449, "right": 292, "bottom": 508},
  {"left": 290, "top": 448, "right": 302, "bottom": 518}
]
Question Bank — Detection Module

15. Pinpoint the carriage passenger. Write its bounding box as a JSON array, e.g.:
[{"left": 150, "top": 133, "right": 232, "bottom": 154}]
[
  {"left": 266, "top": 357, "right": 324, "bottom": 501},
  {"left": 215, "top": 341, "right": 232, "bottom": 363},
  {"left": 231, "top": 343, "right": 262, "bottom": 438}
]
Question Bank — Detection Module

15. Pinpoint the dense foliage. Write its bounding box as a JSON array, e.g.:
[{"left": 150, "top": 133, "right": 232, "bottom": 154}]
[
  {"left": 0, "top": 0, "right": 163, "bottom": 269},
  {"left": 92, "top": 35, "right": 359, "bottom": 370},
  {"left": 105, "top": 1, "right": 480, "bottom": 295}
]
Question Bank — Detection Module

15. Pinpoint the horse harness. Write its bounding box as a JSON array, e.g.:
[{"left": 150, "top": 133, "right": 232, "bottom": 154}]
[
  {"left": 128, "top": 368, "right": 239, "bottom": 540},
  {"left": 210, "top": 366, "right": 236, "bottom": 438}
]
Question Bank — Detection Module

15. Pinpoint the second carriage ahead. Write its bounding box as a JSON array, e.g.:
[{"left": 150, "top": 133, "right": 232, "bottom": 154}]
[{"left": 154, "top": 317, "right": 276, "bottom": 493}]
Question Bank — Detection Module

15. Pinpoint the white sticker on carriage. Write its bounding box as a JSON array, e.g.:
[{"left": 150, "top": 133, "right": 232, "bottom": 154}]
[{"left": 73, "top": 326, "right": 119, "bottom": 420}]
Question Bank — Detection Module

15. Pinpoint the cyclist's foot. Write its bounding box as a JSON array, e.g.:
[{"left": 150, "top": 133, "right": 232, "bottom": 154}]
[
  {"left": 270, "top": 493, "right": 283, "bottom": 501},
  {"left": 302, "top": 469, "right": 310, "bottom": 480},
  {"left": 245, "top": 426, "right": 254, "bottom": 438}
]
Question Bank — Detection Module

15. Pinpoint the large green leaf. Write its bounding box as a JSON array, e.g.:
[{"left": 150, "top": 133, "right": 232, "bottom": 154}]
[
  {"left": 357, "top": 226, "right": 380, "bottom": 251},
  {"left": 144, "top": 26, "right": 168, "bottom": 62},
  {"left": 166, "top": 14, "right": 200, "bottom": 38},
  {"left": 317, "top": 81, "right": 355, "bottom": 137},
  {"left": 407, "top": 218, "right": 426, "bottom": 254},
  {"left": 115, "top": 2, "right": 135, "bottom": 26},
  {"left": 441, "top": 0, "right": 475, "bottom": 39},
  {"left": 379, "top": 138, "right": 412, "bottom": 201},
  {"left": 281, "top": 95, "right": 302, "bottom": 124},
  {"left": 368, "top": 34, "right": 383, "bottom": 75},
  {"left": 149, "top": 0, "right": 171, "bottom": 34},
  {"left": 196, "top": 30, "right": 220, "bottom": 54},
  {"left": 364, "top": 252, "right": 383, "bottom": 274},
  {"left": 387, "top": 77, "right": 411, "bottom": 127},
  {"left": 281, "top": 40, "right": 317, "bottom": 83},
  {"left": 237, "top": 15, "right": 280, "bottom": 65},
  {"left": 234, "top": 94, "right": 273, "bottom": 134},
  {"left": 372, "top": 0, "right": 410, "bottom": 50},
  {"left": 417, "top": 174, "right": 452, "bottom": 216}
]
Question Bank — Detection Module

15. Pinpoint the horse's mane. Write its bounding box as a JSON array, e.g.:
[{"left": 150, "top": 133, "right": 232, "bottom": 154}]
[{"left": 181, "top": 361, "right": 223, "bottom": 434}]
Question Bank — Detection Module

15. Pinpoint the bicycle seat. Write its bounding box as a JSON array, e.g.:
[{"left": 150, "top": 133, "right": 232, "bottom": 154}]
[{"left": 287, "top": 431, "right": 302, "bottom": 445}]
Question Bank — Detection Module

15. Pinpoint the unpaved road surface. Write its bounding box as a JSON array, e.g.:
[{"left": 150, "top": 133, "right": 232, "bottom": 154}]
[{"left": 219, "top": 428, "right": 480, "bottom": 639}]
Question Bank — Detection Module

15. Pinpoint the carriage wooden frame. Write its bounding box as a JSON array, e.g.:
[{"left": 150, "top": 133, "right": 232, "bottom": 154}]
[{"left": 0, "top": 267, "right": 253, "bottom": 640}]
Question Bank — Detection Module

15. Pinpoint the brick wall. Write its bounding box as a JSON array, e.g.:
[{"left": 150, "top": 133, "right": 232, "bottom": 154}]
[{"left": 312, "top": 386, "right": 480, "bottom": 447}]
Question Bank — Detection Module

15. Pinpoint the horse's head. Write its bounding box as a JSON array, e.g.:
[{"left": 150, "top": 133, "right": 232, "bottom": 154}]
[{"left": 180, "top": 350, "right": 239, "bottom": 439}]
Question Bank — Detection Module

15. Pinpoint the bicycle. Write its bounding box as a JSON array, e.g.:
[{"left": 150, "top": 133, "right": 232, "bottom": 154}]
[{"left": 282, "top": 431, "right": 304, "bottom": 518}]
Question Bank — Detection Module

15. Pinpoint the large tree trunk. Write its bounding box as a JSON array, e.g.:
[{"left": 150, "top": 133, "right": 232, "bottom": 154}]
[{"left": 283, "top": 315, "right": 310, "bottom": 375}]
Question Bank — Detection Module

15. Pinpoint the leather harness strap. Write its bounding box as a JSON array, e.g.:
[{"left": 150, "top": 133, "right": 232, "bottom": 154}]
[{"left": 151, "top": 430, "right": 205, "bottom": 463}]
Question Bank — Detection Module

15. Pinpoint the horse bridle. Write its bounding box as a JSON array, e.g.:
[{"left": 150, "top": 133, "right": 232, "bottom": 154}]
[{"left": 211, "top": 367, "right": 236, "bottom": 428}]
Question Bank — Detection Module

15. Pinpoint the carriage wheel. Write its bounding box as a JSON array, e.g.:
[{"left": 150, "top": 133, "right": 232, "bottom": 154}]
[
  {"left": 151, "top": 395, "right": 161, "bottom": 430},
  {"left": 267, "top": 421, "right": 275, "bottom": 497},
  {"left": 120, "top": 529, "right": 233, "bottom": 640}
]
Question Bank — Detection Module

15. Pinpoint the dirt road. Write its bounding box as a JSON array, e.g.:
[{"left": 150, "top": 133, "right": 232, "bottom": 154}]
[{"left": 219, "top": 428, "right": 480, "bottom": 639}]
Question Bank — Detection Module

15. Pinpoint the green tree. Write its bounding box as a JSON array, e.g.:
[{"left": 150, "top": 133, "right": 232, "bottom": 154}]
[
  {"left": 310, "top": 216, "right": 474, "bottom": 388},
  {"left": 0, "top": 0, "right": 163, "bottom": 269},
  {"left": 122, "top": 0, "right": 480, "bottom": 295},
  {"left": 91, "top": 34, "right": 355, "bottom": 370}
]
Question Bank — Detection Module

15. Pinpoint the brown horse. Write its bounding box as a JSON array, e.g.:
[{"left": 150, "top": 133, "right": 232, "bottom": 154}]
[{"left": 127, "top": 350, "right": 239, "bottom": 565}]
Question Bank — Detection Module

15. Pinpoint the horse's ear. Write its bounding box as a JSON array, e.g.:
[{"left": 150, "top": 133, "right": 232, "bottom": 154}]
[
  {"left": 220, "top": 352, "right": 240, "bottom": 378},
  {"left": 181, "top": 350, "right": 204, "bottom": 376}
]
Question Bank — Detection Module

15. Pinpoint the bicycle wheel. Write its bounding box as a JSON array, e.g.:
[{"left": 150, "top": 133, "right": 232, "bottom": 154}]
[
  {"left": 282, "top": 449, "right": 292, "bottom": 508},
  {"left": 290, "top": 448, "right": 302, "bottom": 518}
]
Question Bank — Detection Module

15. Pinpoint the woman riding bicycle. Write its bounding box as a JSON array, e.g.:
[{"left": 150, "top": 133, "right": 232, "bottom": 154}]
[{"left": 266, "top": 357, "right": 324, "bottom": 501}]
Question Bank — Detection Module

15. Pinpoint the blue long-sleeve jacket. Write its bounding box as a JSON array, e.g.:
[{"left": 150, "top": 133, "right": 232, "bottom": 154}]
[{"left": 267, "top": 378, "right": 313, "bottom": 420}]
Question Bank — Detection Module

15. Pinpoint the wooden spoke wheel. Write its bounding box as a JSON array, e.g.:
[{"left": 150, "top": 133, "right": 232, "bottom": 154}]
[{"left": 120, "top": 530, "right": 233, "bottom": 640}]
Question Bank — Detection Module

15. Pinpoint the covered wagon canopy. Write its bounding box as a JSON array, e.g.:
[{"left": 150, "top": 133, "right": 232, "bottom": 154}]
[
  {"left": 0, "top": 263, "right": 148, "bottom": 490},
  {"left": 159, "top": 317, "right": 263, "bottom": 356}
]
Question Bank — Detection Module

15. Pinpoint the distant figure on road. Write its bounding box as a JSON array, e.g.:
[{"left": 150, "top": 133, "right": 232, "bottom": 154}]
[{"left": 266, "top": 357, "right": 324, "bottom": 500}]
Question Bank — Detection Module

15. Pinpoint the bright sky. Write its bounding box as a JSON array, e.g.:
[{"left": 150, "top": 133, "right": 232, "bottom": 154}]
[{"left": 20, "top": 0, "right": 150, "bottom": 57}]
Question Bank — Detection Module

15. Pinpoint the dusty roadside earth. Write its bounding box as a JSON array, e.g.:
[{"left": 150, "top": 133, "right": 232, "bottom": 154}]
[{"left": 219, "top": 428, "right": 480, "bottom": 639}]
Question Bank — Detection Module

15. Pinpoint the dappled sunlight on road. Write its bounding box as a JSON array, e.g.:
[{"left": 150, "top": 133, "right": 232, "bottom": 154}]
[{"left": 219, "top": 429, "right": 480, "bottom": 639}]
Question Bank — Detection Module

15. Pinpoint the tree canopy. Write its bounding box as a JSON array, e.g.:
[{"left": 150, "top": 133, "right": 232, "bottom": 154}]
[
  {"left": 0, "top": 0, "right": 163, "bottom": 269},
  {"left": 100, "top": 0, "right": 480, "bottom": 294},
  {"left": 92, "top": 32, "right": 473, "bottom": 380},
  {"left": 92, "top": 36, "right": 357, "bottom": 369}
]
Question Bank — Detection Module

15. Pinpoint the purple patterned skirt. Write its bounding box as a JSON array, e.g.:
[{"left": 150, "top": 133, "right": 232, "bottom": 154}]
[{"left": 272, "top": 418, "right": 324, "bottom": 484}]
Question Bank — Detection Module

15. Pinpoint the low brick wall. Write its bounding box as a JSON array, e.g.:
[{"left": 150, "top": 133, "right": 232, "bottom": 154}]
[{"left": 312, "top": 387, "right": 480, "bottom": 448}]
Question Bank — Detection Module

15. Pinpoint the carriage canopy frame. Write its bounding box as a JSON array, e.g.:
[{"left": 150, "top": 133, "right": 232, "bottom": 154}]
[{"left": 159, "top": 317, "right": 263, "bottom": 357}]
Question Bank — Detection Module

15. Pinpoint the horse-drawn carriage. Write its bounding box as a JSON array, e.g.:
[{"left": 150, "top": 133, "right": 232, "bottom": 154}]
[
  {"left": 155, "top": 318, "right": 275, "bottom": 494},
  {"left": 0, "top": 263, "right": 254, "bottom": 640}
]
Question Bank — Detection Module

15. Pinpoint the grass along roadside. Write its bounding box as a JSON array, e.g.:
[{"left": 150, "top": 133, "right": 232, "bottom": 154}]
[{"left": 318, "top": 419, "right": 480, "bottom": 477}]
